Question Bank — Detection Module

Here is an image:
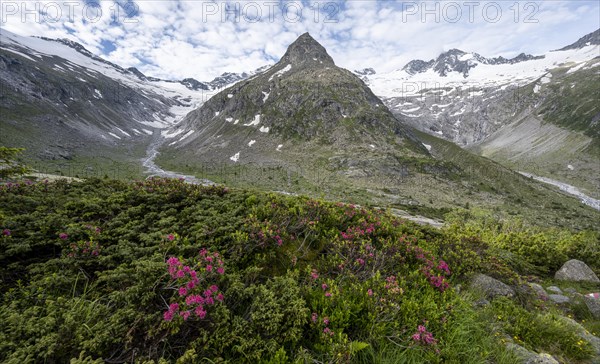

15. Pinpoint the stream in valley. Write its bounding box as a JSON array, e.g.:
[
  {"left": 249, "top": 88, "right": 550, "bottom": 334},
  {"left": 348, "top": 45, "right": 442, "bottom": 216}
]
[{"left": 519, "top": 172, "right": 600, "bottom": 211}]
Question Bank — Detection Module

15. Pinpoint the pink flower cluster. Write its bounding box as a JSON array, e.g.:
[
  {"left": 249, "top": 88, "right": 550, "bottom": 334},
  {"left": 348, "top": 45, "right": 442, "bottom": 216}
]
[
  {"left": 385, "top": 276, "right": 404, "bottom": 295},
  {"left": 340, "top": 221, "right": 378, "bottom": 241},
  {"left": 247, "top": 218, "right": 286, "bottom": 249},
  {"left": 310, "top": 269, "right": 319, "bottom": 280},
  {"left": 2, "top": 229, "right": 10, "bottom": 236},
  {"left": 133, "top": 177, "right": 229, "bottom": 196},
  {"left": 311, "top": 312, "right": 334, "bottom": 337},
  {"left": 67, "top": 240, "right": 100, "bottom": 258},
  {"left": 164, "top": 249, "right": 225, "bottom": 322},
  {"left": 274, "top": 235, "right": 283, "bottom": 247},
  {"left": 309, "top": 269, "right": 332, "bottom": 297},
  {"left": 408, "top": 244, "right": 451, "bottom": 292},
  {"left": 322, "top": 282, "right": 332, "bottom": 297},
  {"left": 411, "top": 325, "right": 437, "bottom": 346},
  {"left": 0, "top": 181, "right": 32, "bottom": 191}
]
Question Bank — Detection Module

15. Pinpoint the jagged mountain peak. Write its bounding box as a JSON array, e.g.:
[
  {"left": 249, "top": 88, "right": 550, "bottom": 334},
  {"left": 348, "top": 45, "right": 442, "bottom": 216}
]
[
  {"left": 281, "top": 32, "right": 334, "bottom": 66},
  {"left": 403, "top": 48, "right": 544, "bottom": 77},
  {"left": 440, "top": 48, "right": 467, "bottom": 57},
  {"left": 558, "top": 28, "right": 600, "bottom": 51},
  {"left": 165, "top": 33, "right": 425, "bottom": 166}
]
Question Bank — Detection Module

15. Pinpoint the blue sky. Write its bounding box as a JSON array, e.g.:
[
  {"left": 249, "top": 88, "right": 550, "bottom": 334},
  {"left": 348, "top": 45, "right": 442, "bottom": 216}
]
[{"left": 2, "top": 1, "right": 599, "bottom": 80}]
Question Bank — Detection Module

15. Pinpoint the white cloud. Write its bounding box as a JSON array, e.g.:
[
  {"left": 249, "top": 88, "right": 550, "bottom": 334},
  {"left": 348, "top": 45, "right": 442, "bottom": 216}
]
[{"left": 1, "top": 0, "right": 598, "bottom": 80}]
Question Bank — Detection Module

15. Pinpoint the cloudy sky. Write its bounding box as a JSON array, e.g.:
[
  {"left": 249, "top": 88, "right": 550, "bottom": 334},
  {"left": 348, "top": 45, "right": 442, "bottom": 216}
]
[{"left": 1, "top": 1, "right": 599, "bottom": 81}]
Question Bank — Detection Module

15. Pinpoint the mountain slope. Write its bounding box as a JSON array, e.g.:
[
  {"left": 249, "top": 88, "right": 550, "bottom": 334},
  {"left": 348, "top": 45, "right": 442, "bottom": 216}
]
[
  {"left": 471, "top": 62, "right": 600, "bottom": 195},
  {"left": 365, "top": 29, "right": 599, "bottom": 144},
  {"left": 158, "top": 33, "right": 426, "bottom": 172},
  {"left": 0, "top": 30, "right": 202, "bottom": 175},
  {"left": 558, "top": 28, "right": 600, "bottom": 50},
  {"left": 362, "top": 28, "right": 600, "bottom": 197},
  {"left": 155, "top": 33, "right": 599, "bottom": 230},
  {"left": 0, "top": 30, "right": 260, "bottom": 177}
]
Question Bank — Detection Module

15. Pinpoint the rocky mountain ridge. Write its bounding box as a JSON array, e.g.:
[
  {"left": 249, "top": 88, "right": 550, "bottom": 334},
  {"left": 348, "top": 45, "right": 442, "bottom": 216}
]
[
  {"left": 403, "top": 48, "right": 545, "bottom": 77},
  {"left": 38, "top": 35, "right": 267, "bottom": 92}
]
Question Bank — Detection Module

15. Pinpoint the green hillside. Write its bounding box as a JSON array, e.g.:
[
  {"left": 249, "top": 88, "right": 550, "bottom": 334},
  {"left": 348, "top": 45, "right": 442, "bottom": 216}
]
[{"left": 0, "top": 177, "right": 598, "bottom": 363}]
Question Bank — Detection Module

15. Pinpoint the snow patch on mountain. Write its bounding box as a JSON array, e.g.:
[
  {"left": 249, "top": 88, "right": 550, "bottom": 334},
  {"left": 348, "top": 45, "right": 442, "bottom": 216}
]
[
  {"left": 115, "top": 127, "right": 130, "bottom": 137},
  {"left": 269, "top": 64, "right": 292, "bottom": 81},
  {"left": 244, "top": 115, "right": 261, "bottom": 127},
  {"left": 162, "top": 129, "right": 185, "bottom": 138},
  {"left": 367, "top": 44, "right": 599, "bottom": 98}
]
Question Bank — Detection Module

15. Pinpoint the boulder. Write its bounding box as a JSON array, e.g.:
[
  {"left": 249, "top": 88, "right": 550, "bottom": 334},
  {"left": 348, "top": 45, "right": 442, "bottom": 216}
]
[
  {"left": 555, "top": 260, "right": 600, "bottom": 283},
  {"left": 471, "top": 274, "right": 515, "bottom": 299},
  {"left": 546, "top": 286, "right": 562, "bottom": 294},
  {"left": 506, "top": 344, "right": 559, "bottom": 364},
  {"left": 474, "top": 299, "right": 490, "bottom": 307},
  {"left": 548, "top": 294, "right": 570, "bottom": 304},
  {"left": 506, "top": 343, "right": 536, "bottom": 362},
  {"left": 525, "top": 353, "right": 559, "bottom": 364},
  {"left": 560, "top": 316, "right": 600, "bottom": 356},
  {"left": 529, "top": 283, "right": 548, "bottom": 300},
  {"left": 584, "top": 293, "right": 600, "bottom": 319}
]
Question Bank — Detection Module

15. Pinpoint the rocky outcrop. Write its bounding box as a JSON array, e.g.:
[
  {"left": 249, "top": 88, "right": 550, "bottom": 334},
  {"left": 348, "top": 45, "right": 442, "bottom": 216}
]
[
  {"left": 470, "top": 274, "right": 515, "bottom": 299},
  {"left": 506, "top": 343, "right": 559, "bottom": 364},
  {"left": 584, "top": 293, "right": 600, "bottom": 319},
  {"left": 525, "top": 354, "right": 559, "bottom": 364},
  {"left": 555, "top": 260, "right": 600, "bottom": 283},
  {"left": 548, "top": 294, "right": 570, "bottom": 304},
  {"left": 529, "top": 283, "right": 549, "bottom": 300}
]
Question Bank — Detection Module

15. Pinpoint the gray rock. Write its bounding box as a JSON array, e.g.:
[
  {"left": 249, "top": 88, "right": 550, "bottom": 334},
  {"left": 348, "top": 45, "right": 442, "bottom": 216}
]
[
  {"left": 507, "top": 343, "right": 565, "bottom": 364},
  {"left": 506, "top": 343, "right": 537, "bottom": 362},
  {"left": 525, "top": 353, "right": 559, "bottom": 364},
  {"left": 584, "top": 295, "right": 600, "bottom": 319},
  {"left": 548, "top": 294, "right": 570, "bottom": 304},
  {"left": 474, "top": 299, "right": 490, "bottom": 307},
  {"left": 529, "top": 283, "right": 549, "bottom": 300},
  {"left": 564, "top": 287, "right": 578, "bottom": 294},
  {"left": 471, "top": 274, "right": 515, "bottom": 299},
  {"left": 546, "top": 286, "right": 562, "bottom": 294},
  {"left": 560, "top": 316, "right": 600, "bottom": 356},
  {"left": 555, "top": 259, "right": 600, "bottom": 283}
]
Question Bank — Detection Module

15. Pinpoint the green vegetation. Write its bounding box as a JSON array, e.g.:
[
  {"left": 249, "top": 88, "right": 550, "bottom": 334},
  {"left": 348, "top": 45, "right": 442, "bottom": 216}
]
[
  {"left": 538, "top": 65, "right": 600, "bottom": 142},
  {"left": 0, "top": 177, "right": 598, "bottom": 363},
  {"left": 0, "top": 147, "right": 30, "bottom": 179},
  {"left": 472, "top": 61, "right": 600, "bottom": 196}
]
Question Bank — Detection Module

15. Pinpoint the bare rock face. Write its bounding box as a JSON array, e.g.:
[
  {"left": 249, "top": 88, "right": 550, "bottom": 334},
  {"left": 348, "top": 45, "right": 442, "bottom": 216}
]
[
  {"left": 555, "top": 260, "right": 600, "bottom": 283},
  {"left": 470, "top": 274, "right": 515, "bottom": 299},
  {"left": 525, "top": 353, "right": 559, "bottom": 364},
  {"left": 548, "top": 294, "right": 570, "bottom": 304},
  {"left": 584, "top": 294, "right": 600, "bottom": 319}
]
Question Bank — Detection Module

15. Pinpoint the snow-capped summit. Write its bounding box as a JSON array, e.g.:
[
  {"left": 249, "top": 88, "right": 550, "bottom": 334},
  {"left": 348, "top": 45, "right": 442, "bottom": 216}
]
[{"left": 403, "top": 48, "right": 544, "bottom": 78}]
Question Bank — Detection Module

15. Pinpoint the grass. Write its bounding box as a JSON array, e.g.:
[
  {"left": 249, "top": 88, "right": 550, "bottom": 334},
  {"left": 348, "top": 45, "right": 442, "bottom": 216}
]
[{"left": 0, "top": 177, "right": 598, "bottom": 363}]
